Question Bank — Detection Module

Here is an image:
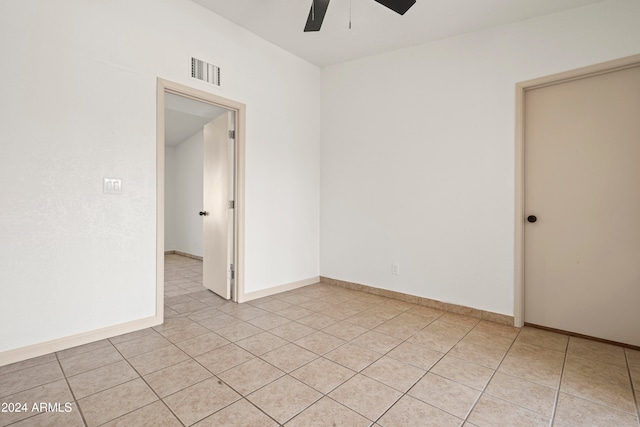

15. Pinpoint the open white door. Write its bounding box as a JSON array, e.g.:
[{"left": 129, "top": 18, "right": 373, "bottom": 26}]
[{"left": 202, "top": 112, "right": 234, "bottom": 299}]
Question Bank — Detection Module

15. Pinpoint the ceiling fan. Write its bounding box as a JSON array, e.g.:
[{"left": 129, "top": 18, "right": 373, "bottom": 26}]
[{"left": 304, "top": 0, "right": 416, "bottom": 32}]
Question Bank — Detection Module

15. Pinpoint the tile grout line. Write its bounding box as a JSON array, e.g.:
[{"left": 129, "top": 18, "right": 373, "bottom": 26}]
[
  {"left": 241, "top": 397, "right": 281, "bottom": 427},
  {"left": 109, "top": 341, "right": 187, "bottom": 427},
  {"left": 176, "top": 305, "right": 289, "bottom": 426},
  {"left": 457, "top": 320, "right": 522, "bottom": 426},
  {"left": 339, "top": 305, "right": 505, "bottom": 424},
  {"left": 294, "top": 353, "right": 356, "bottom": 395},
  {"left": 367, "top": 313, "right": 522, "bottom": 425},
  {"left": 546, "top": 343, "right": 639, "bottom": 423},
  {"left": 547, "top": 335, "right": 570, "bottom": 427},
  {"left": 370, "top": 390, "right": 408, "bottom": 426},
  {"left": 54, "top": 351, "right": 89, "bottom": 427},
  {"left": 369, "top": 348, "right": 442, "bottom": 425},
  {"left": 188, "top": 351, "right": 281, "bottom": 425},
  {"left": 279, "top": 392, "right": 324, "bottom": 426},
  {"left": 0, "top": 354, "right": 54, "bottom": 377},
  {"left": 367, "top": 311, "right": 448, "bottom": 425},
  {"left": 237, "top": 353, "right": 338, "bottom": 424},
  {"left": 366, "top": 311, "right": 487, "bottom": 425},
  {"left": 301, "top": 329, "right": 400, "bottom": 423},
  {"left": 623, "top": 349, "right": 640, "bottom": 427}
]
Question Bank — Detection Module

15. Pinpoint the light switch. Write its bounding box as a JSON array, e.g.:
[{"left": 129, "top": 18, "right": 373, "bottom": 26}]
[{"left": 104, "top": 178, "right": 123, "bottom": 194}]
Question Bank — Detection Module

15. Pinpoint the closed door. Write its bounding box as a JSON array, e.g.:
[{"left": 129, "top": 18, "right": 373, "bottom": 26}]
[
  {"left": 524, "top": 64, "right": 640, "bottom": 347},
  {"left": 202, "top": 112, "right": 234, "bottom": 299}
]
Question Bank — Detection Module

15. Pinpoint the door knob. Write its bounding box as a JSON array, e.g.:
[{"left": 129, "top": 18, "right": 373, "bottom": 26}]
[
  {"left": 199, "top": 211, "right": 208, "bottom": 216},
  {"left": 527, "top": 215, "right": 537, "bottom": 223}
]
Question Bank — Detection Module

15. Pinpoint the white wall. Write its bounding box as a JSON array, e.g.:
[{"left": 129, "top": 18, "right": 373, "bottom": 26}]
[
  {"left": 320, "top": 0, "right": 640, "bottom": 316},
  {"left": 172, "top": 131, "right": 204, "bottom": 257},
  {"left": 165, "top": 133, "right": 204, "bottom": 257},
  {"left": 0, "top": 0, "right": 320, "bottom": 354},
  {"left": 164, "top": 145, "right": 177, "bottom": 251}
]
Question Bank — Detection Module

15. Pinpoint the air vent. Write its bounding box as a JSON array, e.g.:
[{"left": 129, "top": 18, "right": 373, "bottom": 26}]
[{"left": 191, "top": 57, "right": 220, "bottom": 87}]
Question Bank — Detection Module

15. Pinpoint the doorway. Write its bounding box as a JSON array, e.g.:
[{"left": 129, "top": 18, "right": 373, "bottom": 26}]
[
  {"left": 514, "top": 55, "right": 640, "bottom": 347},
  {"left": 156, "top": 78, "right": 246, "bottom": 317}
]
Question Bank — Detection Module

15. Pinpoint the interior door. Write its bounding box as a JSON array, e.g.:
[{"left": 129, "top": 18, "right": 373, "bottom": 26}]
[
  {"left": 202, "top": 112, "right": 234, "bottom": 299},
  {"left": 524, "top": 64, "right": 640, "bottom": 346}
]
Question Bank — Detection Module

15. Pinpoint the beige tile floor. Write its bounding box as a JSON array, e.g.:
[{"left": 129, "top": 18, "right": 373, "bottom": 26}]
[{"left": 1, "top": 254, "right": 639, "bottom": 426}]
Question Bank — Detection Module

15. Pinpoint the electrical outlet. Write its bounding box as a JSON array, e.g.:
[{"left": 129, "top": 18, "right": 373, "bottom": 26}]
[{"left": 392, "top": 262, "right": 400, "bottom": 276}]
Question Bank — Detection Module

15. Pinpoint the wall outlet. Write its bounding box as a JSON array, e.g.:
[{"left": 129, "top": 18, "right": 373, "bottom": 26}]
[{"left": 392, "top": 262, "right": 400, "bottom": 276}]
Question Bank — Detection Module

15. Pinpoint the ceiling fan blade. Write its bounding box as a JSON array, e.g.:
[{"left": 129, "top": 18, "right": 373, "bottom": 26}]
[
  {"left": 373, "top": 0, "right": 416, "bottom": 15},
  {"left": 304, "top": 0, "right": 331, "bottom": 32}
]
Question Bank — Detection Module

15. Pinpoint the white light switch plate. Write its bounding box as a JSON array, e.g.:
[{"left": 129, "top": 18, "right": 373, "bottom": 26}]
[{"left": 103, "top": 178, "right": 122, "bottom": 194}]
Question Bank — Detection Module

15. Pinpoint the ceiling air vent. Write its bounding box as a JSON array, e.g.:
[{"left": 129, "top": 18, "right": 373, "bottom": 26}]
[{"left": 191, "top": 57, "right": 220, "bottom": 87}]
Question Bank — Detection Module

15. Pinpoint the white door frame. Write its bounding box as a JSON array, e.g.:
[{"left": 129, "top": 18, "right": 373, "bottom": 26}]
[
  {"left": 156, "top": 78, "right": 246, "bottom": 317},
  {"left": 513, "top": 54, "right": 640, "bottom": 327}
]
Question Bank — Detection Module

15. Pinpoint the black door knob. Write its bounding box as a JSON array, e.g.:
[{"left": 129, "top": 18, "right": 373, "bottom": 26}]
[
  {"left": 527, "top": 215, "right": 537, "bottom": 223},
  {"left": 199, "top": 211, "right": 208, "bottom": 216}
]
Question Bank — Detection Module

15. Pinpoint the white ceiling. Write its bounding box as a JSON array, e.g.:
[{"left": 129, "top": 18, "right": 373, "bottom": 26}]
[
  {"left": 191, "top": 0, "right": 606, "bottom": 67},
  {"left": 165, "top": 92, "right": 228, "bottom": 146}
]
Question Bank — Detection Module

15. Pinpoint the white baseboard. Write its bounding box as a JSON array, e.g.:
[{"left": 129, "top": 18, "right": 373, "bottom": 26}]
[
  {"left": 0, "top": 315, "right": 163, "bottom": 367},
  {"left": 238, "top": 276, "right": 320, "bottom": 303}
]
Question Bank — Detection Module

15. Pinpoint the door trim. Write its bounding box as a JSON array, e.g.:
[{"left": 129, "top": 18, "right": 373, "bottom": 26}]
[
  {"left": 514, "top": 54, "right": 640, "bottom": 327},
  {"left": 156, "top": 78, "right": 246, "bottom": 316}
]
